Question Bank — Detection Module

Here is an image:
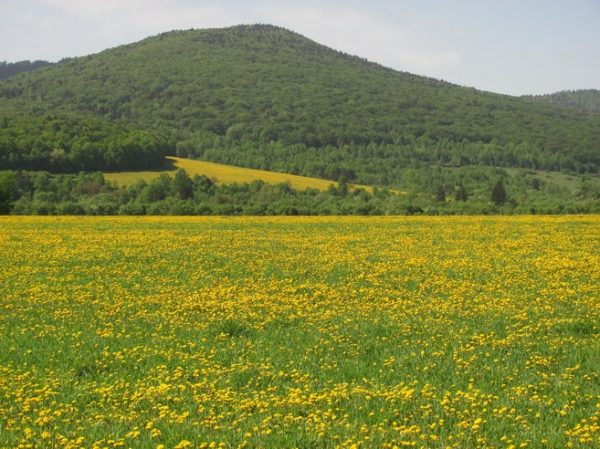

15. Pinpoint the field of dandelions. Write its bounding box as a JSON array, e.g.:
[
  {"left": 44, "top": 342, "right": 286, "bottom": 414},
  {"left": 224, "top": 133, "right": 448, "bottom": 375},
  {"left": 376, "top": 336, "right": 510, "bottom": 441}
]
[{"left": 1, "top": 216, "right": 599, "bottom": 449}]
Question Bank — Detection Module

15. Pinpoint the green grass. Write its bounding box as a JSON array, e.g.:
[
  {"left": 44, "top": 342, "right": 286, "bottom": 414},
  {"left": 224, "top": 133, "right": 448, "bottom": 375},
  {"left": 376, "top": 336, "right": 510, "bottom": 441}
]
[{"left": 505, "top": 167, "right": 600, "bottom": 193}]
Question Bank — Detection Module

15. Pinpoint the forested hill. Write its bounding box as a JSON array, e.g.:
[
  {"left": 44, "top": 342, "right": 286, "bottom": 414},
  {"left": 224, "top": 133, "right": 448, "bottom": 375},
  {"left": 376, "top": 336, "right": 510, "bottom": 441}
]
[
  {"left": 1, "top": 24, "right": 600, "bottom": 182},
  {"left": 523, "top": 89, "right": 600, "bottom": 114}
]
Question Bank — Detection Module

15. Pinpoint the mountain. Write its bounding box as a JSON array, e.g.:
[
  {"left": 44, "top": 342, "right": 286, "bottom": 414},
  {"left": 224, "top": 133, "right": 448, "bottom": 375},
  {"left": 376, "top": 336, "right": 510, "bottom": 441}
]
[
  {"left": 523, "top": 89, "right": 600, "bottom": 114},
  {"left": 1, "top": 24, "right": 600, "bottom": 185}
]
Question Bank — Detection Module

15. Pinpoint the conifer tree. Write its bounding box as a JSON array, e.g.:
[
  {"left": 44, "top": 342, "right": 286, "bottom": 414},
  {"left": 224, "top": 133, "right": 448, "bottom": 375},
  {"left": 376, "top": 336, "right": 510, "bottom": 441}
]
[
  {"left": 491, "top": 180, "right": 507, "bottom": 205},
  {"left": 436, "top": 185, "right": 446, "bottom": 202},
  {"left": 0, "top": 171, "right": 14, "bottom": 214},
  {"left": 455, "top": 185, "right": 468, "bottom": 201}
]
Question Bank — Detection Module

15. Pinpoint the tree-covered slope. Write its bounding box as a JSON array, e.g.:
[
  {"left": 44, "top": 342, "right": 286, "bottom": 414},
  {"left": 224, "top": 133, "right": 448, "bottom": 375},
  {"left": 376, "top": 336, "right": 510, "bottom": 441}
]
[
  {"left": 523, "top": 89, "right": 600, "bottom": 114},
  {"left": 0, "top": 114, "right": 169, "bottom": 172},
  {"left": 0, "top": 60, "right": 54, "bottom": 81},
  {"left": 1, "top": 24, "right": 599, "bottom": 181}
]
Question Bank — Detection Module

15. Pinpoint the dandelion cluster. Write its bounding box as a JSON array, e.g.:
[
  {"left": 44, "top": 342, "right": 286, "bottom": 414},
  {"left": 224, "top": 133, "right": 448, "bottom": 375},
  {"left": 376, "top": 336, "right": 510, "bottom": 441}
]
[{"left": 1, "top": 216, "right": 599, "bottom": 448}]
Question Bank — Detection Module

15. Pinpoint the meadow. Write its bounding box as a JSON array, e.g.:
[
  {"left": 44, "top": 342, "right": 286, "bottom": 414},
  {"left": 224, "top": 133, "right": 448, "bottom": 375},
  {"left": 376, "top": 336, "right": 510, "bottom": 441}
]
[{"left": 0, "top": 216, "right": 599, "bottom": 449}]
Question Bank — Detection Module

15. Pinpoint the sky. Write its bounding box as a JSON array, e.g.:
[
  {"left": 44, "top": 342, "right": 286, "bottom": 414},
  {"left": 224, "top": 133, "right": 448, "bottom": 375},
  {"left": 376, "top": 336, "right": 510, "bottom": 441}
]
[{"left": 1, "top": 0, "right": 599, "bottom": 96}]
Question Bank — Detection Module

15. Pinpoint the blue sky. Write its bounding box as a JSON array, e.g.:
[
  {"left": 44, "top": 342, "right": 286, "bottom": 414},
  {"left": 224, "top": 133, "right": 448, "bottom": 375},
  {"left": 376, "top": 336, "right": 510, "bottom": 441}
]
[{"left": 1, "top": 0, "right": 599, "bottom": 96}]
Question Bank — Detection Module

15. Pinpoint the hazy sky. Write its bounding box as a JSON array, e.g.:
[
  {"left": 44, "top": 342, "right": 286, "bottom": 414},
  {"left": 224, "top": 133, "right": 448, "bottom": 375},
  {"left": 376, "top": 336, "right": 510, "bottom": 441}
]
[{"left": 1, "top": 0, "right": 599, "bottom": 96}]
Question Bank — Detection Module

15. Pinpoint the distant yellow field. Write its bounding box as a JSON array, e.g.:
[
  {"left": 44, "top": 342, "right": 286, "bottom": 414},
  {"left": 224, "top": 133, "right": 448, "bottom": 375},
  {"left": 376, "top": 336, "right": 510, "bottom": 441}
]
[{"left": 104, "top": 157, "right": 373, "bottom": 192}]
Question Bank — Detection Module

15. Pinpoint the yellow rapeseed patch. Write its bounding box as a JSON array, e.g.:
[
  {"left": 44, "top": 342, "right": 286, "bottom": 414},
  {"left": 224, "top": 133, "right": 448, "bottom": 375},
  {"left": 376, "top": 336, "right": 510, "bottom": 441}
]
[
  {"left": 104, "top": 156, "right": 374, "bottom": 192},
  {"left": 0, "top": 216, "right": 599, "bottom": 448}
]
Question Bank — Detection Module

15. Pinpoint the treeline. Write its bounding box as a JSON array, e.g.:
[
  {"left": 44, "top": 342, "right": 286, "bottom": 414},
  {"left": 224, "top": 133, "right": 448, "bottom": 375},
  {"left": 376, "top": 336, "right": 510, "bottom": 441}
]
[
  {"left": 3, "top": 167, "right": 599, "bottom": 216},
  {"left": 0, "top": 60, "right": 54, "bottom": 81},
  {"left": 177, "top": 134, "right": 598, "bottom": 188},
  {"left": 524, "top": 89, "right": 600, "bottom": 114},
  {"left": 0, "top": 114, "right": 170, "bottom": 172}
]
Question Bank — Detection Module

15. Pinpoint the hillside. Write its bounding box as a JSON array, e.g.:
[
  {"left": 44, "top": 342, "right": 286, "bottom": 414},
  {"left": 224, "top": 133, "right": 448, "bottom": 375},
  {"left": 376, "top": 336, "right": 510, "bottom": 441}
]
[
  {"left": 1, "top": 24, "right": 600, "bottom": 187},
  {"left": 523, "top": 89, "right": 600, "bottom": 114},
  {"left": 0, "top": 114, "right": 168, "bottom": 172}
]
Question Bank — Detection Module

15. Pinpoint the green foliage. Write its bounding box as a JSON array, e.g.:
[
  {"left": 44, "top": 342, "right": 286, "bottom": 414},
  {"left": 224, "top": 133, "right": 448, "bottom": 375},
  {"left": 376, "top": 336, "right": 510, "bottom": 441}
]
[
  {"left": 0, "top": 171, "right": 14, "bottom": 214},
  {"left": 455, "top": 185, "right": 468, "bottom": 202},
  {"left": 0, "top": 25, "right": 599, "bottom": 180},
  {"left": 491, "top": 180, "right": 508, "bottom": 206},
  {"left": 524, "top": 89, "right": 600, "bottom": 114},
  {"left": 5, "top": 166, "right": 600, "bottom": 216},
  {"left": 435, "top": 184, "right": 446, "bottom": 202},
  {"left": 0, "top": 60, "right": 53, "bottom": 81},
  {"left": 172, "top": 168, "right": 194, "bottom": 199},
  {"left": 337, "top": 176, "right": 349, "bottom": 197},
  {"left": 0, "top": 114, "right": 169, "bottom": 172}
]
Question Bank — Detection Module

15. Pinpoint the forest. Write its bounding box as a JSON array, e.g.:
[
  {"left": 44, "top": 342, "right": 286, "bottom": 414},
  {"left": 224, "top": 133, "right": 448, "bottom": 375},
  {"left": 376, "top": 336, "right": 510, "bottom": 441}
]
[
  {"left": 0, "top": 60, "right": 54, "bottom": 81},
  {"left": 524, "top": 89, "right": 600, "bottom": 114},
  {"left": 0, "top": 114, "right": 169, "bottom": 172}
]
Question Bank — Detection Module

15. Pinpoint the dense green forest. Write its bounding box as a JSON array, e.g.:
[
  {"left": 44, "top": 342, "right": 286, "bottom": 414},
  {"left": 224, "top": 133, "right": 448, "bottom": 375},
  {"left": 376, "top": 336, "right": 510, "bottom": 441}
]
[
  {"left": 0, "top": 60, "right": 54, "bottom": 81},
  {"left": 1, "top": 24, "right": 600, "bottom": 183},
  {"left": 524, "top": 89, "right": 600, "bottom": 114},
  {"left": 0, "top": 114, "right": 169, "bottom": 171}
]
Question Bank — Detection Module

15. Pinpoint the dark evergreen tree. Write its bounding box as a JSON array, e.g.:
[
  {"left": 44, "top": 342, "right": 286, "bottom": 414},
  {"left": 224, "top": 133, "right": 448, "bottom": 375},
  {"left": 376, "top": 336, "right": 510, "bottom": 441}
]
[
  {"left": 455, "top": 185, "right": 468, "bottom": 201},
  {"left": 0, "top": 171, "right": 14, "bottom": 214},
  {"left": 491, "top": 180, "right": 507, "bottom": 205},
  {"left": 435, "top": 184, "right": 446, "bottom": 202},
  {"left": 172, "top": 168, "right": 194, "bottom": 199},
  {"left": 337, "top": 176, "right": 348, "bottom": 197}
]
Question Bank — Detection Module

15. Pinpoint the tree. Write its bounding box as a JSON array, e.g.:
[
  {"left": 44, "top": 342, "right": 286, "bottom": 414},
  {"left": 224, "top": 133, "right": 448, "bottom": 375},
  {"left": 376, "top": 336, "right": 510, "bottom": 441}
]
[
  {"left": 455, "top": 184, "right": 468, "bottom": 202},
  {"left": 491, "top": 180, "right": 507, "bottom": 205},
  {"left": 435, "top": 184, "right": 446, "bottom": 202},
  {"left": 172, "top": 168, "right": 194, "bottom": 200},
  {"left": 142, "top": 173, "right": 172, "bottom": 203},
  {"left": 0, "top": 171, "right": 14, "bottom": 214},
  {"left": 337, "top": 176, "right": 348, "bottom": 196}
]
